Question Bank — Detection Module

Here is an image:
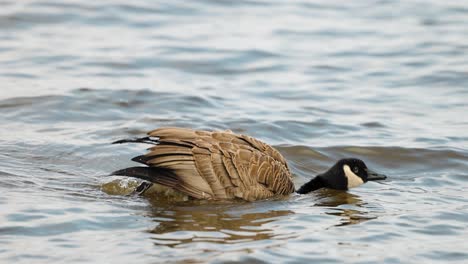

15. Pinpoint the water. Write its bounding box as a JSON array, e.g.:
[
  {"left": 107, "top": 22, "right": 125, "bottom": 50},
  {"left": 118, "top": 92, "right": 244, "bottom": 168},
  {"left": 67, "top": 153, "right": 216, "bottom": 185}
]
[{"left": 1, "top": 0, "right": 468, "bottom": 263}]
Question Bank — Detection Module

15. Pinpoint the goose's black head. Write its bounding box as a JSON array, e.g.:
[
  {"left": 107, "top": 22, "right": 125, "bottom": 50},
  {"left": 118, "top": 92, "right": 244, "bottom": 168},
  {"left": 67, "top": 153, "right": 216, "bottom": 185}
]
[{"left": 296, "top": 158, "right": 387, "bottom": 194}]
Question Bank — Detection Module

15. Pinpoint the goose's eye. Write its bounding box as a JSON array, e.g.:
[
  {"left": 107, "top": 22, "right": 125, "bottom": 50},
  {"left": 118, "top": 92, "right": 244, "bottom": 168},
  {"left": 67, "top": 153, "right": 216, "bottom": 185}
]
[{"left": 353, "top": 167, "right": 359, "bottom": 174}]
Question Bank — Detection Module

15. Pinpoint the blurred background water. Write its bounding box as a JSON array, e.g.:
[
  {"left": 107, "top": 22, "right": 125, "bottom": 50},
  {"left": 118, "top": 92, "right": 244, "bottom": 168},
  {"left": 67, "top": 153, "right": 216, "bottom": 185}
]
[{"left": 1, "top": 0, "right": 468, "bottom": 263}]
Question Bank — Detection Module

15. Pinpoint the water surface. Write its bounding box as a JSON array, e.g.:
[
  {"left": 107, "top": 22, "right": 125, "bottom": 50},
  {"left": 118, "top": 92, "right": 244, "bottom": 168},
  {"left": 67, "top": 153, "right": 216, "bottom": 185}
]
[{"left": 1, "top": 0, "right": 468, "bottom": 263}]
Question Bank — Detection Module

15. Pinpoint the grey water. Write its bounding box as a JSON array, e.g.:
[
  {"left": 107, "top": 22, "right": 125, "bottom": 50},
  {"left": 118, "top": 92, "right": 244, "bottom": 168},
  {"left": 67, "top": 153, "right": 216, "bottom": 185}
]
[{"left": 1, "top": 0, "right": 468, "bottom": 263}]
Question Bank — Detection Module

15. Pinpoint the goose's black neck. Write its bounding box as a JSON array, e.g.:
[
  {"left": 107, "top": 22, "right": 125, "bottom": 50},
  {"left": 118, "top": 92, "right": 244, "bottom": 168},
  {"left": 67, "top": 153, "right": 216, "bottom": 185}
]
[{"left": 296, "top": 176, "right": 325, "bottom": 194}]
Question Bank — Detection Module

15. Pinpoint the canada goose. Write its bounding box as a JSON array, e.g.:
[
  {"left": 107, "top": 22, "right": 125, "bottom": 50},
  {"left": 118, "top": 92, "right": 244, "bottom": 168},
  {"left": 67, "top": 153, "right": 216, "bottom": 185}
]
[{"left": 111, "top": 127, "right": 387, "bottom": 201}]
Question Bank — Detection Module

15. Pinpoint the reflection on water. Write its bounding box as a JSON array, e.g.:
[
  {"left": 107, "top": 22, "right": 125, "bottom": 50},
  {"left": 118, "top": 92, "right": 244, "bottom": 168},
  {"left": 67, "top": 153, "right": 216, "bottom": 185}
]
[
  {"left": 105, "top": 183, "right": 379, "bottom": 249},
  {"left": 313, "top": 190, "right": 376, "bottom": 227},
  {"left": 145, "top": 192, "right": 374, "bottom": 247},
  {"left": 314, "top": 189, "right": 363, "bottom": 207},
  {"left": 148, "top": 204, "right": 294, "bottom": 246}
]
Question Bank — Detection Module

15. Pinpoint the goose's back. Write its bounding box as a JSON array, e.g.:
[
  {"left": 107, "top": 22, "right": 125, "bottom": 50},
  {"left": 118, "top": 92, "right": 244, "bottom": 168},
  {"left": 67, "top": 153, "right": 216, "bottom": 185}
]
[{"left": 139, "top": 127, "right": 295, "bottom": 201}]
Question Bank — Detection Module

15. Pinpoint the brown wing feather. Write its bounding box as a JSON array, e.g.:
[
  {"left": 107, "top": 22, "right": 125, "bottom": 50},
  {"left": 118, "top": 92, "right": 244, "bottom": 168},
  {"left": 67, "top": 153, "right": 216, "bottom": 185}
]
[
  {"left": 193, "top": 150, "right": 228, "bottom": 199},
  {"left": 239, "top": 134, "right": 289, "bottom": 169},
  {"left": 125, "top": 127, "right": 295, "bottom": 201}
]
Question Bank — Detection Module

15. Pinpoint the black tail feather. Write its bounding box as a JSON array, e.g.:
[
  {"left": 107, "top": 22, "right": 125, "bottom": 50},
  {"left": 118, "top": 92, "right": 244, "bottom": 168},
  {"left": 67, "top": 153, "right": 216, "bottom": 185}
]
[
  {"left": 112, "top": 166, "right": 155, "bottom": 182},
  {"left": 112, "top": 137, "right": 159, "bottom": 145},
  {"left": 111, "top": 166, "right": 180, "bottom": 188},
  {"left": 131, "top": 155, "right": 154, "bottom": 165}
]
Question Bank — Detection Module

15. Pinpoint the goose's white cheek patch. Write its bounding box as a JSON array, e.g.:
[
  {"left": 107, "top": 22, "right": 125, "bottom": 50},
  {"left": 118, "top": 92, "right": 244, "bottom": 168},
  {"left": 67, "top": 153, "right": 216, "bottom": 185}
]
[{"left": 343, "top": 165, "right": 364, "bottom": 188}]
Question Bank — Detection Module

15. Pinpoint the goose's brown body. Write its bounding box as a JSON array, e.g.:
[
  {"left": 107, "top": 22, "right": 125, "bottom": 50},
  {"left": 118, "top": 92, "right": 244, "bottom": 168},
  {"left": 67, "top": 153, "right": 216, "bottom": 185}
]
[{"left": 118, "top": 127, "right": 295, "bottom": 201}]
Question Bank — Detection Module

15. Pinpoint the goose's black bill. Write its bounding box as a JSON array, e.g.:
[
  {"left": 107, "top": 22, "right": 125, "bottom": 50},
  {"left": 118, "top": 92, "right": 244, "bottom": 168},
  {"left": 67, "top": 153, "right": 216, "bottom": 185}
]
[{"left": 366, "top": 169, "right": 387, "bottom": 181}]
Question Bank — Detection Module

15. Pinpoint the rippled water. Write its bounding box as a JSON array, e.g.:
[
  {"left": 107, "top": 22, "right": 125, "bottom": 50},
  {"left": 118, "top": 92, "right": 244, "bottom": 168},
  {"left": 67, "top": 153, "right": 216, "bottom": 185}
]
[{"left": 1, "top": 0, "right": 468, "bottom": 263}]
